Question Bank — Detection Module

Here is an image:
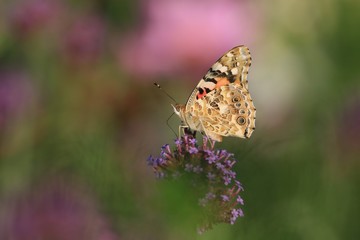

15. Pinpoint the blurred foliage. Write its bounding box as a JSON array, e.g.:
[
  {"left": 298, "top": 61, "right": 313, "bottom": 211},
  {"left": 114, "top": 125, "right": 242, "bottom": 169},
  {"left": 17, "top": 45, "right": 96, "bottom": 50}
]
[{"left": 0, "top": 0, "right": 359, "bottom": 239}]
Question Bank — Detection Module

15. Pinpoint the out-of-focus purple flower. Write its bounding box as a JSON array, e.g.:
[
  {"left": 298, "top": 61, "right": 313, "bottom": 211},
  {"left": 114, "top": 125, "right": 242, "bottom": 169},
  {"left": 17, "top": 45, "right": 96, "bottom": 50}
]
[
  {"left": 237, "top": 195, "right": 244, "bottom": 205},
  {"left": 199, "top": 192, "right": 216, "bottom": 207},
  {"left": 207, "top": 172, "right": 215, "bottom": 180},
  {"left": 189, "top": 138, "right": 197, "bottom": 145},
  {"left": 205, "top": 192, "right": 216, "bottom": 200},
  {"left": 8, "top": 0, "right": 62, "bottom": 36},
  {"left": 223, "top": 176, "right": 231, "bottom": 185},
  {"left": 230, "top": 208, "right": 244, "bottom": 225},
  {"left": 189, "top": 146, "right": 199, "bottom": 154},
  {"left": 147, "top": 155, "right": 154, "bottom": 166},
  {"left": 0, "top": 70, "right": 35, "bottom": 130},
  {"left": 221, "top": 195, "right": 230, "bottom": 202},
  {"left": 62, "top": 15, "right": 106, "bottom": 66},
  {"left": 224, "top": 159, "right": 235, "bottom": 168},
  {"left": 224, "top": 169, "right": 236, "bottom": 179},
  {"left": 337, "top": 99, "right": 360, "bottom": 156},
  {"left": 147, "top": 133, "right": 245, "bottom": 233},
  {"left": 216, "top": 162, "right": 225, "bottom": 170},
  {"left": 193, "top": 165, "right": 203, "bottom": 173},
  {"left": 184, "top": 163, "right": 193, "bottom": 172},
  {"left": 0, "top": 180, "right": 119, "bottom": 240},
  {"left": 235, "top": 180, "right": 244, "bottom": 191},
  {"left": 118, "top": 0, "right": 261, "bottom": 80},
  {"left": 205, "top": 151, "right": 218, "bottom": 164},
  {"left": 175, "top": 138, "right": 182, "bottom": 146},
  {"left": 161, "top": 144, "right": 171, "bottom": 152}
]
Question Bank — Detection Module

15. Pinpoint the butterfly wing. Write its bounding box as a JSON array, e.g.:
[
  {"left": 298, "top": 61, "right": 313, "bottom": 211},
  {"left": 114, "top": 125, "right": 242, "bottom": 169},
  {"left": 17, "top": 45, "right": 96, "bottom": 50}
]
[
  {"left": 198, "top": 83, "right": 256, "bottom": 141},
  {"left": 184, "top": 45, "right": 255, "bottom": 141},
  {"left": 187, "top": 45, "right": 251, "bottom": 102}
]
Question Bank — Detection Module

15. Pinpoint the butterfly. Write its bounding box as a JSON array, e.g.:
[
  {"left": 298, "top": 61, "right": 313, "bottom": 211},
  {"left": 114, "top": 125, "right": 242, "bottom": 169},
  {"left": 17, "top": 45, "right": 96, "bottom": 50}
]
[{"left": 173, "top": 45, "right": 256, "bottom": 142}]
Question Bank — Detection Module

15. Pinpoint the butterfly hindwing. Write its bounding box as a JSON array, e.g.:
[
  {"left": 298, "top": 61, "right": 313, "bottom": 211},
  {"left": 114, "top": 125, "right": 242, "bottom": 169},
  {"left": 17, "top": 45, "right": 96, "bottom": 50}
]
[
  {"left": 177, "top": 45, "right": 255, "bottom": 142},
  {"left": 187, "top": 83, "right": 256, "bottom": 142}
]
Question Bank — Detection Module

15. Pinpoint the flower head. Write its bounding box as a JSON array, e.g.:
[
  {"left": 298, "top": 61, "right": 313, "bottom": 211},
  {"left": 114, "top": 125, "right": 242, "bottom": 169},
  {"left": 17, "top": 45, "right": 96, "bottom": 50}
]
[{"left": 147, "top": 134, "right": 245, "bottom": 233}]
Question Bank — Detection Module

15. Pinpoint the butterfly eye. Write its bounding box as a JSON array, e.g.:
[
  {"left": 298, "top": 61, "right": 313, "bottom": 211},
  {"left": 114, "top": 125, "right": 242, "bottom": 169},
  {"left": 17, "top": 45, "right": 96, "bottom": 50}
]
[
  {"left": 237, "top": 116, "right": 246, "bottom": 125},
  {"left": 232, "top": 96, "right": 240, "bottom": 103}
]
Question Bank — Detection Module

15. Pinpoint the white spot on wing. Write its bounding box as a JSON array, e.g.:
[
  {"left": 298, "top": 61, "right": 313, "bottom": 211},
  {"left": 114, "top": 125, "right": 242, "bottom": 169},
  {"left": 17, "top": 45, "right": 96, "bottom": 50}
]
[
  {"left": 231, "top": 68, "right": 238, "bottom": 75},
  {"left": 212, "top": 62, "right": 223, "bottom": 70},
  {"left": 202, "top": 82, "right": 215, "bottom": 89},
  {"left": 219, "top": 65, "right": 228, "bottom": 72}
]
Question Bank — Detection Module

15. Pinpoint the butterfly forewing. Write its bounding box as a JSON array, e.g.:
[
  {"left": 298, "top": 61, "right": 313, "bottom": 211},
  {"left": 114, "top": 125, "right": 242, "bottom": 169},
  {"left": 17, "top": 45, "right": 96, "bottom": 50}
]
[{"left": 188, "top": 45, "right": 251, "bottom": 102}]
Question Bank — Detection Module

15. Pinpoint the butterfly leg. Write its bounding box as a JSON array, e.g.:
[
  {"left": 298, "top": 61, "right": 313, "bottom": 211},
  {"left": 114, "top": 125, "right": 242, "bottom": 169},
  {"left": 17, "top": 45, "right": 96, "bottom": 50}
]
[
  {"left": 178, "top": 124, "right": 197, "bottom": 138},
  {"left": 178, "top": 124, "right": 188, "bottom": 139}
]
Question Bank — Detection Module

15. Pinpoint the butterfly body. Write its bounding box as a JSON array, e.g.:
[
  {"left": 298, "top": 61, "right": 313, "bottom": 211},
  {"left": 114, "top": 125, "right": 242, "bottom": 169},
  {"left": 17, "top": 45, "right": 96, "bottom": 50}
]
[{"left": 173, "top": 45, "right": 256, "bottom": 142}]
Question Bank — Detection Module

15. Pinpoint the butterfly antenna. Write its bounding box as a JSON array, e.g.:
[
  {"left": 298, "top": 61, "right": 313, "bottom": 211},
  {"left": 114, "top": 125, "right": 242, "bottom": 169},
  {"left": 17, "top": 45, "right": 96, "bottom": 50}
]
[
  {"left": 166, "top": 112, "right": 178, "bottom": 138},
  {"left": 154, "top": 82, "right": 177, "bottom": 103}
]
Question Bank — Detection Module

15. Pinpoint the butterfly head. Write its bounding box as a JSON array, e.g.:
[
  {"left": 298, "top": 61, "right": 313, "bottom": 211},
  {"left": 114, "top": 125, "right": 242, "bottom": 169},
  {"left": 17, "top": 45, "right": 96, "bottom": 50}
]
[{"left": 172, "top": 103, "right": 186, "bottom": 121}]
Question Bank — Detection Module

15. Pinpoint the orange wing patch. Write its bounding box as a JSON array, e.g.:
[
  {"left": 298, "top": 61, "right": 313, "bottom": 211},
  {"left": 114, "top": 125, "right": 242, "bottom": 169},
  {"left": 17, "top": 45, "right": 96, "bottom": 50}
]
[{"left": 215, "top": 77, "right": 230, "bottom": 89}]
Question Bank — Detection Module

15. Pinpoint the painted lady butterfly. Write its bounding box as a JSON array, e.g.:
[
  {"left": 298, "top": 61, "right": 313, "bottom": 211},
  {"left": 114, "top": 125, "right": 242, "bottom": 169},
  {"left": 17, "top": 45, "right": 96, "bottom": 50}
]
[{"left": 173, "top": 45, "right": 256, "bottom": 142}]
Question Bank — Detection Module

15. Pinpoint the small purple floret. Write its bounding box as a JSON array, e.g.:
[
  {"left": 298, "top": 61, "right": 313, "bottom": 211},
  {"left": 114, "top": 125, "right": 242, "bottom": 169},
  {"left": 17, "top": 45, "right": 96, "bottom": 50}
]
[
  {"left": 175, "top": 138, "right": 182, "bottom": 146},
  {"left": 189, "top": 138, "right": 197, "bottom": 145},
  {"left": 230, "top": 208, "right": 244, "bottom": 224},
  {"left": 216, "top": 162, "right": 224, "bottom": 170},
  {"left": 189, "top": 146, "right": 199, "bottom": 154},
  {"left": 236, "top": 196, "right": 244, "bottom": 205},
  {"left": 223, "top": 176, "right": 231, "bottom": 185},
  {"left": 147, "top": 155, "right": 154, "bottom": 166},
  {"left": 206, "top": 153, "right": 218, "bottom": 164},
  {"left": 221, "top": 195, "right": 230, "bottom": 202}
]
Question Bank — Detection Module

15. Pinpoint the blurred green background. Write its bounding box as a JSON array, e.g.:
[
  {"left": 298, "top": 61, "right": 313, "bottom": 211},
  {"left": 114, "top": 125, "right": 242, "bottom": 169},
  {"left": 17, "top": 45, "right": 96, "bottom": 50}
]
[{"left": 1, "top": 0, "right": 360, "bottom": 239}]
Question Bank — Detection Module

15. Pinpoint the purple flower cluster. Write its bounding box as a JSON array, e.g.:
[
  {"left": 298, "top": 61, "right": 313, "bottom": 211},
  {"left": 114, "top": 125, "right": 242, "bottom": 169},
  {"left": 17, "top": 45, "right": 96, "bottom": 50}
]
[{"left": 147, "top": 134, "right": 245, "bottom": 233}]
